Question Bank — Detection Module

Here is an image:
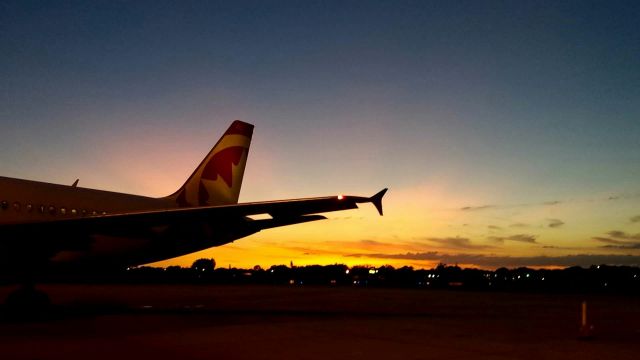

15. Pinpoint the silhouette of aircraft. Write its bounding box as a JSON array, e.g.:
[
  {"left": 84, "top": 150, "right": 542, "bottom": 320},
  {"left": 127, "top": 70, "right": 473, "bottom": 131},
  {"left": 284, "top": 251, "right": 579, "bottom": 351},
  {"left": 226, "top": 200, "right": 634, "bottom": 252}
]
[{"left": 0, "top": 121, "right": 387, "bottom": 271}]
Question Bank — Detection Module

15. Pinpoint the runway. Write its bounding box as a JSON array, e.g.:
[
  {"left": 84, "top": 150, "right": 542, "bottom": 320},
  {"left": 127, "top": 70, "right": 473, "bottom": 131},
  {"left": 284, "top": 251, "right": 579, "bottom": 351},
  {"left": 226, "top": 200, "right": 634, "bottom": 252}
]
[{"left": 1, "top": 285, "right": 639, "bottom": 359}]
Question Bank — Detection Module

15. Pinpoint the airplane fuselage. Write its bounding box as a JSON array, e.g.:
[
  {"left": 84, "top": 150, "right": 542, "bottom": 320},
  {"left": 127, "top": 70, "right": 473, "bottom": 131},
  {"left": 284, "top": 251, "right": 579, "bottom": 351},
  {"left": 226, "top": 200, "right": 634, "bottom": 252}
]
[
  {"left": 0, "top": 176, "right": 173, "bottom": 224},
  {"left": 0, "top": 176, "right": 259, "bottom": 269}
]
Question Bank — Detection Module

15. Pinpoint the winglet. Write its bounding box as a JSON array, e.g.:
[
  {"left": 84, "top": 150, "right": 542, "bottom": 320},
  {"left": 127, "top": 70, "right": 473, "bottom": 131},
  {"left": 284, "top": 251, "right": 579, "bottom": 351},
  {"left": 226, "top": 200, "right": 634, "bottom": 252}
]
[
  {"left": 370, "top": 188, "right": 388, "bottom": 216},
  {"left": 72, "top": 179, "right": 79, "bottom": 187}
]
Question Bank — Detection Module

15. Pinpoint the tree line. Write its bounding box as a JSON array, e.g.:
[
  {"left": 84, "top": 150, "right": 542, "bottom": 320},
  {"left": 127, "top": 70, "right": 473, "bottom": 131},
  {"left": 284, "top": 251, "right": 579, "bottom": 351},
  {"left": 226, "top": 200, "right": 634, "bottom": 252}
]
[{"left": 100, "top": 260, "right": 640, "bottom": 293}]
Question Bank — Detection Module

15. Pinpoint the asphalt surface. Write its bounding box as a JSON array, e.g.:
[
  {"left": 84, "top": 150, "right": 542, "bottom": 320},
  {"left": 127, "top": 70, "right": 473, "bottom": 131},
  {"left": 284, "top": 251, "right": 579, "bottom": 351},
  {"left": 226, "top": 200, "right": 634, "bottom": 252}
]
[{"left": 1, "top": 284, "right": 639, "bottom": 359}]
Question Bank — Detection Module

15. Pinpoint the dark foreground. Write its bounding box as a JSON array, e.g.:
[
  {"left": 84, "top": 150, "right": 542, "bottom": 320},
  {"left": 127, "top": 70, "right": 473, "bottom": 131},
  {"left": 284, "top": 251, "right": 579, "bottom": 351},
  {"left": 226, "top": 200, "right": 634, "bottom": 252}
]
[{"left": 1, "top": 285, "right": 639, "bottom": 360}]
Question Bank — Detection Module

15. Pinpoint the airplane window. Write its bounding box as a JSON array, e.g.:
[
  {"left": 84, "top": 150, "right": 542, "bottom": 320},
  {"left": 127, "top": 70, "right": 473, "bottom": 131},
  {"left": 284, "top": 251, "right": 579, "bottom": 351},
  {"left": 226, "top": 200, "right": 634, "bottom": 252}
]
[
  {"left": 13, "top": 202, "right": 21, "bottom": 211},
  {"left": 39, "top": 205, "right": 45, "bottom": 213},
  {"left": 81, "top": 209, "right": 87, "bottom": 216},
  {"left": 1, "top": 201, "right": 8, "bottom": 210},
  {"left": 92, "top": 210, "right": 97, "bottom": 215},
  {"left": 60, "top": 207, "right": 67, "bottom": 215},
  {"left": 48, "top": 206, "right": 56, "bottom": 215},
  {"left": 26, "top": 204, "right": 33, "bottom": 212},
  {"left": 71, "top": 209, "right": 77, "bottom": 215},
  {"left": 101, "top": 211, "right": 107, "bottom": 215}
]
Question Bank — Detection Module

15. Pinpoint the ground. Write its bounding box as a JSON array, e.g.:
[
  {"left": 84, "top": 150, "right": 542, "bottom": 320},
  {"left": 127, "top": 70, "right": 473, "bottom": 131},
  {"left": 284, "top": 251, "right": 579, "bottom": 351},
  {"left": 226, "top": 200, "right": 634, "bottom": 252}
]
[{"left": 1, "top": 284, "right": 639, "bottom": 359}]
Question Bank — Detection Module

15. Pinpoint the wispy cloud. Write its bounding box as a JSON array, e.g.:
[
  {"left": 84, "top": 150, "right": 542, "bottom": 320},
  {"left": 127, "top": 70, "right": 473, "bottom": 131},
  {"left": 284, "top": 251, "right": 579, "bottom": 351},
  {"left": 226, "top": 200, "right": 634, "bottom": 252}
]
[
  {"left": 359, "top": 239, "right": 385, "bottom": 245},
  {"left": 607, "top": 193, "right": 640, "bottom": 201},
  {"left": 458, "top": 192, "right": 640, "bottom": 214},
  {"left": 593, "top": 231, "right": 640, "bottom": 250},
  {"left": 509, "top": 223, "right": 529, "bottom": 228},
  {"left": 488, "top": 234, "right": 537, "bottom": 244},
  {"left": 593, "top": 237, "right": 627, "bottom": 245},
  {"left": 547, "top": 219, "right": 565, "bottom": 228},
  {"left": 345, "top": 252, "right": 640, "bottom": 268},
  {"left": 601, "top": 244, "right": 640, "bottom": 250},
  {"left": 459, "top": 200, "right": 561, "bottom": 212},
  {"left": 488, "top": 225, "right": 502, "bottom": 230},
  {"left": 631, "top": 215, "right": 640, "bottom": 223},
  {"left": 424, "top": 237, "right": 492, "bottom": 250},
  {"left": 607, "top": 231, "right": 640, "bottom": 241},
  {"left": 540, "top": 244, "right": 591, "bottom": 250},
  {"left": 460, "top": 205, "right": 495, "bottom": 211}
]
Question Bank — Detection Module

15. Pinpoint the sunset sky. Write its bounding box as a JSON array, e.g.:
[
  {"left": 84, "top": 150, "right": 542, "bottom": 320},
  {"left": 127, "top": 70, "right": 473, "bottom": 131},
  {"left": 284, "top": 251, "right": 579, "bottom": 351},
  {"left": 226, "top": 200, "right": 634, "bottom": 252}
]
[{"left": 2, "top": 1, "right": 639, "bottom": 269}]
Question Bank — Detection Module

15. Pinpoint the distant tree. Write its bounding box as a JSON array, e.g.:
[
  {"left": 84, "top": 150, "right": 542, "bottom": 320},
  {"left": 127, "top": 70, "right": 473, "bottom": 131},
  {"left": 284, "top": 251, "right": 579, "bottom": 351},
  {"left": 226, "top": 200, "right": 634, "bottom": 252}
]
[{"left": 191, "top": 258, "right": 216, "bottom": 272}]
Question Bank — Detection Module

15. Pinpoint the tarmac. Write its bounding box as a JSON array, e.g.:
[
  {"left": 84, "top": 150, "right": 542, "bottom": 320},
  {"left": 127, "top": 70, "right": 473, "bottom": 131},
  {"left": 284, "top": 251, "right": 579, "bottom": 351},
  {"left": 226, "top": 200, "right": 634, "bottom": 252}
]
[{"left": 1, "top": 284, "right": 639, "bottom": 359}]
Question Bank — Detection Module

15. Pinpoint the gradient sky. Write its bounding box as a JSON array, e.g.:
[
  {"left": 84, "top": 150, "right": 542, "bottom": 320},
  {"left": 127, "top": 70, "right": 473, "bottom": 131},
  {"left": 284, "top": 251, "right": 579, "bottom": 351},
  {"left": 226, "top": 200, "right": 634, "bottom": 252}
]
[{"left": 2, "top": 1, "right": 639, "bottom": 269}]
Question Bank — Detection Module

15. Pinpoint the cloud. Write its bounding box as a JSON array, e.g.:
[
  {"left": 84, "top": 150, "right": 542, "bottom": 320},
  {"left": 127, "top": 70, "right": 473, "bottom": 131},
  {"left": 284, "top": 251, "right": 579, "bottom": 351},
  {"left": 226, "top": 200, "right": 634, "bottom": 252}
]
[
  {"left": 594, "top": 231, "right": 640, "bottom": 249},
  {"left": 460, "top": 205, "right": 495, "bottom": 211},
  {"left": 607, "top": 231, "right": 640, "bottom": 241},
  {"left": 488, "top": 225, "right": 502, "bottom": 230},
  {"left": 509, "top": 223, "right": 529, "bottom": 228},
  {"left": 459, "top": 193, "right": 638, "bottom": 215},
  {"left": 540, "top": 244, "right": 591, "bottom": 250},
  {"left": 424, "top": 237, "right": 492, "bottom": 250},
  {"left": 488, "top": 234, "right": 537, "bottom": 244},
  {"left": 547, "top": 219, "right": 565, "bottom": 228},
  {"left": 460, "top": 199, "right": 565, "bottom": 211},
  {"left": 601, "top": 244, "right": 640, "bottom": 250},
  {"left": 607, "top": 193, "right": 640, "bottom": 201},
  {"left": 593, "top": 237, "right": 627, "bottom": 245},
  {"left": 327, "top": 216, "right": 362, "bottom": 221},
  {"left": 631, "top": 215, "right": 640, "bottom": 223},
  {"left": 344, "top": 252, "right": 640, "bottom": 268},
  {"left": 360, "top": 239, "right": 384, "bottom": 245}
]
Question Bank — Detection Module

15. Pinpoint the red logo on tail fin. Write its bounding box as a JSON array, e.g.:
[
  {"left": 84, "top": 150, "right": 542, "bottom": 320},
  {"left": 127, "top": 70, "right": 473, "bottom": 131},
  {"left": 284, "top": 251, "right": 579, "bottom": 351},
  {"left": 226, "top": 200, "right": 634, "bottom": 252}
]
[{"left": 201, "top": 146, "right": 246, "bottom": 188}]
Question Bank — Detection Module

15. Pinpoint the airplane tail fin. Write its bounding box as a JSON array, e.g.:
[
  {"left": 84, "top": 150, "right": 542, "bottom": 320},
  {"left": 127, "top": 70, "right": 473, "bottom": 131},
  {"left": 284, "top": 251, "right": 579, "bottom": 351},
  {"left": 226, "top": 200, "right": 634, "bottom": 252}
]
[{"left": 167, "top": 120, "right": 254, "bottom": 207}]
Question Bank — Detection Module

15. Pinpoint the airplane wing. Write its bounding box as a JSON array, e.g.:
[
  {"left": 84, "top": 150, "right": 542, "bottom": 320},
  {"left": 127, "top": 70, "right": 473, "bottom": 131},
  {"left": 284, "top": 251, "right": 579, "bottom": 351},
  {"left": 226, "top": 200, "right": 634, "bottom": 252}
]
[{"left": 0, "top": 188, "right": 388, "bottom": 239}]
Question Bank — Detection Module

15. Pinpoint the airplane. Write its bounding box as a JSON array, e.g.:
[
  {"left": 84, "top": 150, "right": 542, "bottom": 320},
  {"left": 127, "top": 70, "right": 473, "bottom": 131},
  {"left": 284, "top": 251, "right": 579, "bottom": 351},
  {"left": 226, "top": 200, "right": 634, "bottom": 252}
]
[{"left": 0, "top": 120, "right": 387, "bottom": 278}]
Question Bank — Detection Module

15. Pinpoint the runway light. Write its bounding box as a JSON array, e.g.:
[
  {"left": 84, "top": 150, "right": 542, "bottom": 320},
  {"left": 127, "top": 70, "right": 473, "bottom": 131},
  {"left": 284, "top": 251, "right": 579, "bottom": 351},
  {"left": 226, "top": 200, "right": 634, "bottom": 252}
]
[{"left": 337, "top": 195, "right": 344, "bottom": 200}]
